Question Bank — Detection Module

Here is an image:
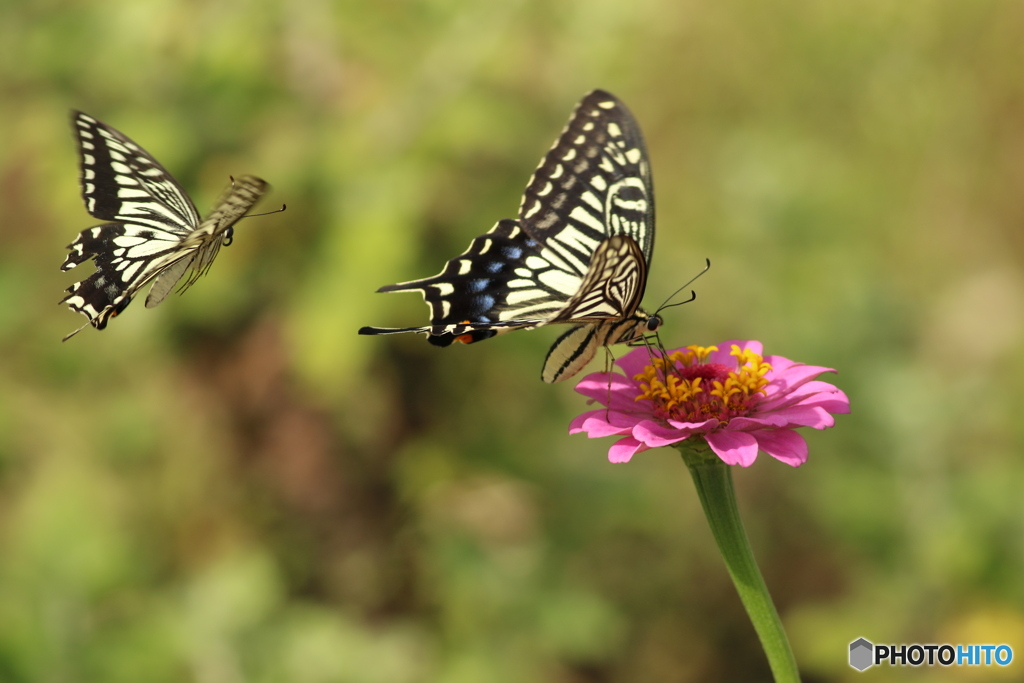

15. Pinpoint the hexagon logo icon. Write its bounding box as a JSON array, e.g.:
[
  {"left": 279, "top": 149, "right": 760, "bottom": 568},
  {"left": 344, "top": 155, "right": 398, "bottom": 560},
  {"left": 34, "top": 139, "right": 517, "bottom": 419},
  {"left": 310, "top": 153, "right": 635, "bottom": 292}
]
[{"left": 849, "top": 638, "right": 874, "bottom": 671}]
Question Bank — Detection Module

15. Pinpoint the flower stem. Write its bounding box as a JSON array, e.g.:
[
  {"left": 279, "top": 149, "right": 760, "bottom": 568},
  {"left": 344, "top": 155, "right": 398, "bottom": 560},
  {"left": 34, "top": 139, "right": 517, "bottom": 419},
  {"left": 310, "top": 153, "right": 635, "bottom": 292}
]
[{"left": 677, "top": 442, "right": 801, "bottom": 682}]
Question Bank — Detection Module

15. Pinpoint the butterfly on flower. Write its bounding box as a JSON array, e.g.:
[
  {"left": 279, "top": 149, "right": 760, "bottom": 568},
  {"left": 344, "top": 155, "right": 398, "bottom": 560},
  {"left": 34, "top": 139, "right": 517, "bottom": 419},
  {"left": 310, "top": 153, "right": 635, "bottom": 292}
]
[
  {"left": 60, "top": 111, "right": 270, "bottom": 340},
  {"left": 359, "top": 90, "right": 662, "bottom": 382}
]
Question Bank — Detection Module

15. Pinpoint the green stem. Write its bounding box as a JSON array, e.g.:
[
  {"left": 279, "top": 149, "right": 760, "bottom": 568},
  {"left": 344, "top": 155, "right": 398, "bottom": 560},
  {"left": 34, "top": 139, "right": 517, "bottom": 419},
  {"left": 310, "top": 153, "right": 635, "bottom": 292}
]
[{"left": 677, "top": 441, "right": 801, "bottom": 683}]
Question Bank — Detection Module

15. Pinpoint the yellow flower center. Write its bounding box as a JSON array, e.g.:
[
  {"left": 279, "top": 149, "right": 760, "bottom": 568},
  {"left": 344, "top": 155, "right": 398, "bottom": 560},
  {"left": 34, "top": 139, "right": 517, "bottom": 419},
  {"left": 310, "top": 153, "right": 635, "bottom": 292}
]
[{"left": 633, "top": 345, "right": 772, "bottom": 423}]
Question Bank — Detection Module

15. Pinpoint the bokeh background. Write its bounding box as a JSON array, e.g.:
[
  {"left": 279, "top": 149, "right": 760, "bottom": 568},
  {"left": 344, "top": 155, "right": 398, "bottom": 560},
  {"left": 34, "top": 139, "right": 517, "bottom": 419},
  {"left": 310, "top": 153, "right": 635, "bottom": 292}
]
[{"left": 1, "top": 1, "right": 1023, "bottom": 681}]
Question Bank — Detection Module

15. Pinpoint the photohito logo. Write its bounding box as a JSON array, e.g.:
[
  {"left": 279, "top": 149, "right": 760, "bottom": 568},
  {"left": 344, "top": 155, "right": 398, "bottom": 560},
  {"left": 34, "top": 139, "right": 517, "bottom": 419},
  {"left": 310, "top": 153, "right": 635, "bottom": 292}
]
[{"left": 849, "top": 638, "right": 1013, "bottom": 671}]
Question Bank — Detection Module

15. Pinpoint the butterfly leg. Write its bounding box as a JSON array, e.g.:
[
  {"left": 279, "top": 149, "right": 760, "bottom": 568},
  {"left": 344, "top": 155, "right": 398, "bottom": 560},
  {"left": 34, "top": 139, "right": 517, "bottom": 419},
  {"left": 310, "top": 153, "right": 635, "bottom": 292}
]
[
  {"left": 634, "top": 332, "right": 672, "bottom": 385},
  {"left": 602, "top": 344, "right": 618, "bottom": 421}
]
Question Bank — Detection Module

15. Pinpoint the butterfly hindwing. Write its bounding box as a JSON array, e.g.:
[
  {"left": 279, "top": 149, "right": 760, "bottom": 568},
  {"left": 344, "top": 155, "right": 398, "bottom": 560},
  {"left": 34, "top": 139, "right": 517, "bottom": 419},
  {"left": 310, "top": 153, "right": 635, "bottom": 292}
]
[
  {"left": 549, "top": 234, "right": 646, "bottom": 323},
  {"left": 144, "top": 255, "right": 196, "bottom": 309},
  {"left": 61, "top": 111, "right": 268, "bottom": 339},
  {"left": 360, "top": 218, "right": 579, "bottom": 344},
  {"left": 540, "top": 236, "right": 650, "bottom": 382},
  {"left": 61, "top": 223, "right": 192, "bottom": 331}
]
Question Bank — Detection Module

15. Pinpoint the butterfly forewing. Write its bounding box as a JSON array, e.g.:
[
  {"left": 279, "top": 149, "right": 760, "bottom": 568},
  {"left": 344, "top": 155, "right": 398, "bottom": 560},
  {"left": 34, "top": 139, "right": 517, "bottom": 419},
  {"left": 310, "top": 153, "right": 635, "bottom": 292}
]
[
  {"left": 519, "top": 90, "right": 655, "bottom": 270},
  {"left": 72, "top": 111, "right": 201, "bottom": 231},
  {"left": 61, "top": 111, "right": 268, "bottom": 338}
]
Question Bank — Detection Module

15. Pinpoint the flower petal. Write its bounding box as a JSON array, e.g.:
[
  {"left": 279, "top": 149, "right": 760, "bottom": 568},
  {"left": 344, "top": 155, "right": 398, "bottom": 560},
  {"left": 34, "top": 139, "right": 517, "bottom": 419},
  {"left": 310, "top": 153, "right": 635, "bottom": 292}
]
[
  {"left": 575, "top": 373, "right": 644, "bottom": 411},
  {"left": 764, "top": 364, "right": 837, "bottom": 398},
  {"left": 733, "top": 406, "right": 836, "bottom": 431},
  {"left": 811, "top": 394, "right": 851, "bottom": 416},
  {"left": 753, "top": 429, "right": 808, "bottom": 467},
  {"left": 632, "top": 419, "right": 693, "bottom": 448},
  {"left": 666, "top": 417, "right": 720, "bottom": 432},
  {"left": 765, "top": 405, "right": 837, "bottom": 429},
  {"left": 760, "top": 381, "right": 849, "bottom": 415},
  {"left": 796, "top": 385, "right": 851, "bottom": 414},
  {"left": 727, "top": 415, "right": 792, "bottom": 431},
  {"left": 608, "top": 437, "right": 647, "bottom": 463},
  {"left": 569, "top": 409, "right": 642, "bottom": 437},
  {"left": 708, "top": 340, "right": 762, "bottom": 366},
  {"left": 706, "top": 430, "right": 759, "bottom": 467}
]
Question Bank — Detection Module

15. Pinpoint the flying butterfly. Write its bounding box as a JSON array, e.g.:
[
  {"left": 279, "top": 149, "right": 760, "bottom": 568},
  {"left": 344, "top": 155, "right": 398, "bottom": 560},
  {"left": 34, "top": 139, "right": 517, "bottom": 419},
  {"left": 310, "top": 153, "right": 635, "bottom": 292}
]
[
  {"left": 60, "top": 110, "right": 270, "bottom": 340},
  {"left": 359, "top": 89, "right": 661, "bottom": 382}
]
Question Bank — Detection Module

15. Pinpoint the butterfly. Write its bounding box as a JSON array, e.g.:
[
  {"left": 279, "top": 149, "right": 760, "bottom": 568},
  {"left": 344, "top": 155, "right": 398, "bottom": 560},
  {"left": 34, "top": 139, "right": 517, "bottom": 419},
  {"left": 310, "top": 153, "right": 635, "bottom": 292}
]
[
  {"left": 60, "top": 110, "right": 269, "bottom": 340},
  {"left": 359, "top": 89, "right": 660, "bottom": 382}
]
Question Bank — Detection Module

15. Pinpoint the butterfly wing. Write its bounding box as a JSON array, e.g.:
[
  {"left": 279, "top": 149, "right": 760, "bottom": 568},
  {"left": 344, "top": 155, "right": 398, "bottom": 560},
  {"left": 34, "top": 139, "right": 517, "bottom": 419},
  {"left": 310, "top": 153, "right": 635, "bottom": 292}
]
[
  {"left": 143, "top": 255, "right": 195, "bottom": 310},
  {"left": 548, "top": 235, "right": 646, "bottom": 323}
]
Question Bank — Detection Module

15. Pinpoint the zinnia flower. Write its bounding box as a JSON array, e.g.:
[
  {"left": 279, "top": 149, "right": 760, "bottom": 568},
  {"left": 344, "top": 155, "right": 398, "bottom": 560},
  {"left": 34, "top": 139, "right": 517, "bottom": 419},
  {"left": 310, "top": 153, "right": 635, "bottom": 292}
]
[{"left": 569, "top": 340, "right": 849, "bottom": 466}]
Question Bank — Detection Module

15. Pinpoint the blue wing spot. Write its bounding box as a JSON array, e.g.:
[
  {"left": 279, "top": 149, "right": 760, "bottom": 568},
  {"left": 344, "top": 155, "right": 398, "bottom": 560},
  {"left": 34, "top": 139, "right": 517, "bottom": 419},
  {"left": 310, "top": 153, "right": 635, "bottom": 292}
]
[
  {"left": 472, "top": 295, "right": 496, "bottom": 312},
  {"left": 501, "top": 246, "right": 522, "bottom": 259},
  {"left": 468, "top": 279, "right": 490, "bottom": 293},
  {"left": 486, "top": 261, "right": 504, "bottom": 273}
]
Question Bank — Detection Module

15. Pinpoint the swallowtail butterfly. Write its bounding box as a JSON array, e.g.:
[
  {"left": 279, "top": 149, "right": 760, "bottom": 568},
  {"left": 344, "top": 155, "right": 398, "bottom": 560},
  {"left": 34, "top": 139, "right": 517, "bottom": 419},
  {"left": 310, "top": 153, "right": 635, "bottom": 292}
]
[
  {"left": 60, "top": 111, "right": 269, "bottom": 340},
  {"left": 360, "top": 90, "right": 659, "bottom": 382}
]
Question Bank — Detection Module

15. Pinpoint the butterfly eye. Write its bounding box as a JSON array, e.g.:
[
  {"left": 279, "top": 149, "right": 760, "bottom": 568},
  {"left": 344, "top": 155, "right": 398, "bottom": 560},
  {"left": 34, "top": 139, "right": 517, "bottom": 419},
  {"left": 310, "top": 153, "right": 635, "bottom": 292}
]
[
  {"left": 222, "top": 227, "right": 234, "bottom": 247},
  {"left": 646, "top": 315, "right": 662, "bottom": 332}
]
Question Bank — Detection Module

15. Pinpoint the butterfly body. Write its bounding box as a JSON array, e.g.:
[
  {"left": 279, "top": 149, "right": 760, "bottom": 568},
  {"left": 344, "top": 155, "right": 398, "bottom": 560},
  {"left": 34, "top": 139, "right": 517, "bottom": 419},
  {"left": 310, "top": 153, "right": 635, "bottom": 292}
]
[
  {"left": 60, "top": 111, "right": 267, "bottom": 340},
  {"left": 360, "top": 90, "right": 657, "bottom": 382}
]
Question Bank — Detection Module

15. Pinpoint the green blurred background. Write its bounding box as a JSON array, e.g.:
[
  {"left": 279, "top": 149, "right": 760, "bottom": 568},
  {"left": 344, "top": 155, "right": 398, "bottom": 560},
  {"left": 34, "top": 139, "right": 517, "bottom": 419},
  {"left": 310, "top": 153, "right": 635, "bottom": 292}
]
[{"left": 2, "top": 0, "right": 1023, "bottom": 681}]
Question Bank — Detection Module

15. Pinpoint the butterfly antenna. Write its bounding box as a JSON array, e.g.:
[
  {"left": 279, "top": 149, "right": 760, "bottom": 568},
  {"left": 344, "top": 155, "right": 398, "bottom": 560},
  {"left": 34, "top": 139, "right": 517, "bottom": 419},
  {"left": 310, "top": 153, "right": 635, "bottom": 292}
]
[
  {"left": 654, "top": 258, "right": 711, "bottom": 314},
  {"left": 226, "top": 175, "right": 286, "bottom": 219},
  {"left": 242, "top": 204, "right": 287, "bottom": 219},
  {"left": 658, "top": 290, "right": 697, "bottom": 314}
]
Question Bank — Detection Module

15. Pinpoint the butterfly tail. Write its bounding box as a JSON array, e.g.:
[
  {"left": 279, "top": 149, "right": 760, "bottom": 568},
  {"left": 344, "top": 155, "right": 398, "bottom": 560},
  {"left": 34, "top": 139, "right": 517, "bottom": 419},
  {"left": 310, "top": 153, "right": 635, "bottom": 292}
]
[{"left": 358, "top": 324, "right": 500, "bottom": 347}]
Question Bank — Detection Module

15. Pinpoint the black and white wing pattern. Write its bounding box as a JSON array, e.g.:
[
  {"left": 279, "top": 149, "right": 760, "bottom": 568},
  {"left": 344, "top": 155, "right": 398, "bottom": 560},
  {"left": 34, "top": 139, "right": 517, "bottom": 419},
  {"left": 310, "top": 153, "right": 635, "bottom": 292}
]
[
  {"left": 359, "top": 90, "right": 659, "bottom": 382},
  {"left": 61, "top": 111, "right": 268, "bottom": 340}
]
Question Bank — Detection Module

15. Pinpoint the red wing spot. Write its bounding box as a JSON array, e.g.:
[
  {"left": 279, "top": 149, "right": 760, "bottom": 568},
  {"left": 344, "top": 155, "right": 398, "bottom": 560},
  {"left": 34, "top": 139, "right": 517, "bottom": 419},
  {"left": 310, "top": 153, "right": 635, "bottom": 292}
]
[{"left": 456, "top": 320, "right": 475, "bottom": 343}]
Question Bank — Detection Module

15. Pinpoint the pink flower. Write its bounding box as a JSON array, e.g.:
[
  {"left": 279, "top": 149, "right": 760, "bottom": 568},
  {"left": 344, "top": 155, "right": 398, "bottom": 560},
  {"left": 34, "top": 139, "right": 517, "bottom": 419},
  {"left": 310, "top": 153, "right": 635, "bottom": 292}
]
[{"left": 569, "top": 341, "right": 850, "bottom": 467}]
